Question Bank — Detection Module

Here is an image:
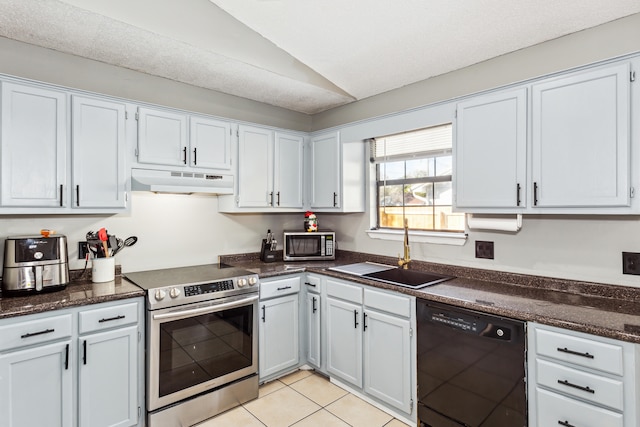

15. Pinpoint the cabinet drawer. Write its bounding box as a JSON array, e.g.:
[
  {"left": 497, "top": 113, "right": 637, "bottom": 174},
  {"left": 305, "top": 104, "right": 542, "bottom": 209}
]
[
  {"left": 0, "top": 313, "right": 73, "bottom": 351},
  {"left": 260, "top": 276, "right": 301, "bottom": 299},
  {"left": 79, "top": 302, "right": 139, "bottom": 334},
  {"left": 536, "top": 387, "right": 623, "bottom": 427},
  {"left": 535, "top": 328, "right": 623, "bottom": 375},
  {"left": 364, "top": 288, "right": 411, "bottom": 318},
  {"left": 327, "top": 279, "right": 362, "bottom": 304},
  {"left": 536, "top": 358, "right": 623, "bottom": 411},
  {"left": 304, "top": 275, "right": 322, "bottom": 294}
]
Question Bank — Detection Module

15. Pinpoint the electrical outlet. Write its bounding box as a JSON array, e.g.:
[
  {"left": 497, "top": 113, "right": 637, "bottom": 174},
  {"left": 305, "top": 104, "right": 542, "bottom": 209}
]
[
  {"left": 622, "top": 252, "right": 640, "bottom": 275},
  {"left": 78, "top": 241, "right": 90, "bottom": 259},
  {"left": 475, "top": 241, "right": 494, "bottom": 259}
]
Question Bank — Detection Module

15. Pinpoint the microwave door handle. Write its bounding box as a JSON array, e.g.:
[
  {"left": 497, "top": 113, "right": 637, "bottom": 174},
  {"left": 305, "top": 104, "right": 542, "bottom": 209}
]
[{"left": 152, "top": 295, "right": 258, "bottom": 321}]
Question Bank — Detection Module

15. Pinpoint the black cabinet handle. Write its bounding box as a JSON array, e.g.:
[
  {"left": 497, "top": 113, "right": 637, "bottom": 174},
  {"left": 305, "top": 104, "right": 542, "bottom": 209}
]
[
  {"left": 99, "top": 315, "right": 125, "bottom": 323},
  {"left": 261, "top": 305, "right": 266, "bottom": 322},
  {"left": 557, "top": 379, "right": 595, "bottom": 394},
  {"left": 354, "top": 309, "right": 359, "bottom": 328},
  {"left": 182, "top": 147, "right": 187, "bottom": 164},
  {"left": 363, "top": 313, "right": 368, "bottom": 331},
  {"left": 64, "top": 344, "right": 69, "bottom": 370},
  {"left": 277, "top": 191, "right": 280, "bottom": 206},
  {"left": 193, "top": 147, "right": 197, "bottom": 165},
  {"left": 304, "top": 282, "right": 317, "bottom": 287},
  {"left": 312, "top": 297, "right": 317, "bottom": 313},
  {"left": 557, "top": 347, "right": 594, "bottom": 359},
  {"left": 59, "top": 184, "right": 64, "bottom": 207},
  {"left": 21, "top": 328, "right": 55, "bottom": 339},
  {"left": 333, "top": 192, "right": 338, "bottom": 207},
  {"left": 533, "top": 182, "right": 539, "bottom": 206},
  {"left": 76, "top": 185, "right": 80, "bottom": 207},
  {"left": 277, "top": 286, "right": 292, "bottom": 291},
  {"left": 516, "top": 183, "right": 521, "bottom": 206},
  {"left": 269, "top": 191, "right": 274, "bottom": 206},
  {"left": 558, "top": 421, "right": 576, "bottom": 427},
  {"left": 83, "top": 340, "right": 87, "bottom": 365}
]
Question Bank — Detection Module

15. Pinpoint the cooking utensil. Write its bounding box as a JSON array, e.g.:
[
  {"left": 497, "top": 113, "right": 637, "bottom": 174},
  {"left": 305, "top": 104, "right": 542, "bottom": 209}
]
[
  {"left": 98, "top": 228, "right": 110, "bottom": 257},
  {"left": 112, "top": 235, "right": 138, "bottom": 256}
]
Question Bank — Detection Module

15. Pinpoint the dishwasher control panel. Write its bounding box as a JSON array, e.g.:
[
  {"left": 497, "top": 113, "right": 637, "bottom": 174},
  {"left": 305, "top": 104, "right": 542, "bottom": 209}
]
[{"left": 427, "top": 307, "right": 514, "bottom": 341}]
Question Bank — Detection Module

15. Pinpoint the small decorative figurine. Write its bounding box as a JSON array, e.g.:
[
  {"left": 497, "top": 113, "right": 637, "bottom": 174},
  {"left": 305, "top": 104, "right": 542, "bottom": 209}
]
[{"left": 304, "top": 211, "right": 318, "bottom": 232}]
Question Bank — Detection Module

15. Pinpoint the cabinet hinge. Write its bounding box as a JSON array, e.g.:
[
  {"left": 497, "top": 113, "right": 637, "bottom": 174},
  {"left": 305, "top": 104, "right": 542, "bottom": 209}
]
[
  {"left": 409, "top": 328, "right": 413, "bottom": 337},
  {"left": 410, "top": 399, "right": 414, "bottom": 413},
  {"left": 138, "top": 406, "right": 142, "bottom": 420},
  {"left": 631, "top": 71, "right": 636, "bottom": 82},
  {"left": 125, "top": 111, "right": 128, "bottom": 120},
  {"left": 135, "top": 111, "right": 139, "bottom": 121},
  {"left": 631, "top": 187, "right": 635, "bottom": 198},
  {"left": 134, "top": 148, "right": 139, "bottom": 157},
  {"left": 138, "top": 331, "right": 141, "bottom": 342}
]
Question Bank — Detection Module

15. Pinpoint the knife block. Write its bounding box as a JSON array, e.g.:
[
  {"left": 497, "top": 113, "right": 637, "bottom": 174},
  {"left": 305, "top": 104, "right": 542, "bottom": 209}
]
[{"left": 260, "top": 239, "right": 277, "bottom": 263}]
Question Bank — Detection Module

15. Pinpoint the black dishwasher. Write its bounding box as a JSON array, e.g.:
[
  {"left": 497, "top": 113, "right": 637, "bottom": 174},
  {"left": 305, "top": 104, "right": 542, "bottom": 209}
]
[{"left": 417, "top": 299, "right": 527, "bottom": 427}]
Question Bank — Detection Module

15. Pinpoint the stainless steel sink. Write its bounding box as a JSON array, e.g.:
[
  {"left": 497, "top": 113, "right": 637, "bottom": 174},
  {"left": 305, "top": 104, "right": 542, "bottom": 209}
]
[{"left": 329, "top": 262, "right": 453, "bottom": 289}]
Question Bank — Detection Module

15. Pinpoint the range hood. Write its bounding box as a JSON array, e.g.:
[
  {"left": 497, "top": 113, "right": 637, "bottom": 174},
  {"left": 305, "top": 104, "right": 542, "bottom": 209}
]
[{"left": 131, "top": 168, "right": 234, "bottom": 195}]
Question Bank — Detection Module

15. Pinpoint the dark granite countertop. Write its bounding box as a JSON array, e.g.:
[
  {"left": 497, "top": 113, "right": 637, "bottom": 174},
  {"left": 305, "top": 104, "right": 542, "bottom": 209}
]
[
  {"left": 0, "top": 267, "right": 144, "bottom": 320},
  {"left": 221, "top": 251, "right": 640, "bottom": 344}
]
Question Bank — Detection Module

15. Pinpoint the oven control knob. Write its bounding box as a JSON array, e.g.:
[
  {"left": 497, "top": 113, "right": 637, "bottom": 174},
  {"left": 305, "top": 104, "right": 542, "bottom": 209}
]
[
  {"left": 237, "top": 278, "right": 248, "bottom": 287},
  {"left": 154, "top": 289, "right": 166, "bottom": 301},
  {"left": 496, "top": 329, "right": 504, "bottom": 337},
  {"left": 169, "top": 287, "right": 181, "bottom": 298},
  {"left": 248, "top": 277, "right": 258, "bottom": 286}
]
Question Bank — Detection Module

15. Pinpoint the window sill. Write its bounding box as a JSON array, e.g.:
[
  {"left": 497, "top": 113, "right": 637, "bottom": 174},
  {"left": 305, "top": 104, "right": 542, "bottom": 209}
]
[{"left": 366, "top": 229, "right": 467, "bottom": 246}]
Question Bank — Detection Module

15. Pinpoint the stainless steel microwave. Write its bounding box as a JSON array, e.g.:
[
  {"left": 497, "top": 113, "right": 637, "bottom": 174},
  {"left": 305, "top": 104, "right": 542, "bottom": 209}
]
[{"left": 283, "top": 231, "right": 335, "bottom": 261}]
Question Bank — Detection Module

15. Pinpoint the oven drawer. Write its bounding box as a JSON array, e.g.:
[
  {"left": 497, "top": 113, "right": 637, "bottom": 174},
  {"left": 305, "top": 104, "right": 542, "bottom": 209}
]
[
  {"left": 536, "top": 387, "right": 623, "bottom": 427},
  {"left": 260, "top": 276, "right": 301, "bottom": 299},
  {"left": 534, "top": 328, "right": 623, "bottom": 375},
  {"left": 536, "top": 358, "right": 624, "bottom": 411},
  {"left": 79, "top": 302, "right": 139, "bottom": 334},
  {"left": 0, "top": 313, "right": 73, "bottom": 351}
]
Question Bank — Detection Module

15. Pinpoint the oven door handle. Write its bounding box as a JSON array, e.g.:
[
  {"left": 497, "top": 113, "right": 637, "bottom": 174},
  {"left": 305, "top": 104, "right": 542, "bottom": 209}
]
[{"left": 152, "top": 295, "right": 259, "bottom": 320}]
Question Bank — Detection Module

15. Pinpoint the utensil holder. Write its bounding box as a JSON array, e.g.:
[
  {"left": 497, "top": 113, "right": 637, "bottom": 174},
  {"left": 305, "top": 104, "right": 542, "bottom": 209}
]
[
  {"left": 92, "top": 257, "right": 115, "bottom": 283},
  {"left": 260, "top": 239, "right": 277, "bottom": 263}
]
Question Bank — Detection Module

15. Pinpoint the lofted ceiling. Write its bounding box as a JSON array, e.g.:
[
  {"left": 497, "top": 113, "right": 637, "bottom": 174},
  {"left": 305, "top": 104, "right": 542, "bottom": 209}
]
[{"left": 0, "top": 0, "right": 639, "bottom": 114}]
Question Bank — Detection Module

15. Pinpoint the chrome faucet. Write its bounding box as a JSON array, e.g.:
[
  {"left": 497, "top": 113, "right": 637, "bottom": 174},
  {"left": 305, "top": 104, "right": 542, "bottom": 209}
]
[{"left": 398, "top": 218, "right": 411, "bottom": 269}]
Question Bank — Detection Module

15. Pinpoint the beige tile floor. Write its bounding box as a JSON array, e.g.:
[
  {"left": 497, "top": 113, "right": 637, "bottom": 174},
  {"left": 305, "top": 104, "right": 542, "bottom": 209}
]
[{"left": 196, "top": 370, "right": 412, "bottom": 427}]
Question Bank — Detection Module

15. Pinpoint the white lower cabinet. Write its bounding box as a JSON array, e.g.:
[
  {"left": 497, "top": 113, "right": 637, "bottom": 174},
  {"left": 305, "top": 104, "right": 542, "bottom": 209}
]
[
  {"left": 325, "top": 277, "right": 416, "bottom": 418},
  {"left": 303, "top": 274, "right": 322, "bottom": 369},
  {"left": 0, "top": 298, "right": 144, "bottom": 427},
  {"left": 528, "top": 322, "right": 639, "bottom": 427},
  {"left": 259, "top": 275, "right": 301, "bottom": 381}
]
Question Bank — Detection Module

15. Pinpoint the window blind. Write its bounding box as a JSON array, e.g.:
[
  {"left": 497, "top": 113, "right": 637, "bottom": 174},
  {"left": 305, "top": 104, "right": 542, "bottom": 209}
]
[{"left": 370, "top": 123, "right": 452, "bottom": 162}]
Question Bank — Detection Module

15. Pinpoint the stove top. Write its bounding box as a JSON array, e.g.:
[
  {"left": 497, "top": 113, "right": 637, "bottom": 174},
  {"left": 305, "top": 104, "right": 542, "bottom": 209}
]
[{"left": 124, "top": 263, "right": 260, "bottom": 310}]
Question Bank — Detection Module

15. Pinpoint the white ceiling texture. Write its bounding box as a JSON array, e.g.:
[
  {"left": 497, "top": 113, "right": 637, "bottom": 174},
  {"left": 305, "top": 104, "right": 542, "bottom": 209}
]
[{"left": 0, "top": 0, "right": 639, "bottom": 114}]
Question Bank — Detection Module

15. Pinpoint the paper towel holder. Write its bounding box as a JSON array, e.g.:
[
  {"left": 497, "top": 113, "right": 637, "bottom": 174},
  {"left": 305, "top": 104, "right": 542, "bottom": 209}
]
[{"left": 467, "top": 214, "right": 522, "bottom": 232}]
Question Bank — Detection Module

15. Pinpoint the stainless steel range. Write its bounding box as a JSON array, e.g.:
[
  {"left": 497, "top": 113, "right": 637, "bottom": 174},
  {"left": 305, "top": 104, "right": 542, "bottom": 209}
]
[{"left": 125, "top": 264, "right": 260, "bottom": 427}]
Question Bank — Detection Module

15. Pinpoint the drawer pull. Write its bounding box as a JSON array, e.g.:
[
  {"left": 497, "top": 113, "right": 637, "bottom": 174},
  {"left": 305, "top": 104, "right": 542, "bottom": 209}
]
[
  {"left": 21, "top": 328, "right": 55, "bottom": 339},
  {"left": 277, "top": 286, "right": 292, "bottom": 291},
  {"left": 304, "top": 282, "right": 317, "bottom": 287},
  {"left": 557, "top": 347, "right": 594, "bottom": 359},
  {"left": 99, "top": 315, "right": 125, "bottom": 323},
  {"left": 557, "top": 379, "right": 595, "bottom": 394},
  {"left": 558, "top": 421, "right": 576, "bottom": 427}
]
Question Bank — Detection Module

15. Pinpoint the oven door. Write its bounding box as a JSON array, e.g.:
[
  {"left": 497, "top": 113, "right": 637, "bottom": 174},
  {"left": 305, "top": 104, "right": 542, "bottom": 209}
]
[{"left": 147, "top": 293, "right": 258, "bottom": 411}]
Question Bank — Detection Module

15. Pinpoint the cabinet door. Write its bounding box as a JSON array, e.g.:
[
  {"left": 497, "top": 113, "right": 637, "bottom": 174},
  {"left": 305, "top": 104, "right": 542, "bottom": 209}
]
[
  {"left": 305, "top": 292, "right": 321, "bottom": 368},
  {"left": 274, "top": 132, "right": 304, "bottom": 208},
  {"left": 237, "top": 125, "right": 274, "bottom": 207},
  {"left": 455, "top": 88, "right": 527, "bottom": 209},
  {"left": 259, "top": 294, "right": 299, "bottom": 379},
  {"left": 531, "top": 62, "right": 630, "bottom": 208},
  {"left": 326, "top": 297, "right": 362, "bottom": 387},
  {"left": 190, "top": 116, "right": 232, "bottom": 170},
  {"left": 0, "top": 340, "right": 73, "bottom": 427},
  {"left": 310, "top": 132, "right": 340, "bottom": 209},
  {"left": 1, "top": 82, "right": 67, "bottom": 207},
  {"left": 364, "top": 310, "right": 411, "bottom": 413},
  {"left": 78, "top": 325, "right": 138, "bottom": 427},
  {"left": 72, "top": 96, "right": 127, "bottom": 209},
  {"left": 137, "top": 107, "right": 188, "bottom": 166}
]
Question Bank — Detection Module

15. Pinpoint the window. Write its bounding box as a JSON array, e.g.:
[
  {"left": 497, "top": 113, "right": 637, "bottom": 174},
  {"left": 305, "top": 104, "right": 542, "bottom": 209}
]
[{"left": 372, "top": 124, "right": 465, "bottom": 232}]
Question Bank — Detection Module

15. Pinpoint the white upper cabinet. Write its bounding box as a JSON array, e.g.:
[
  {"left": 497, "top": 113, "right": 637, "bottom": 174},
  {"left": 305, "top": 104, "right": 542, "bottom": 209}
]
[
  {"left": 531, "top": 62, "right": 631, "bottom": 208},
  {"left": 137, "top": 107, "right": 188, "bottom": 167},
  {"left": 72, "top": 96, "right": 128, "bottom": 209},
  {"left": 1, "top": 82, "right": 67, "bottom": 207},
  {"left": 455, "top": 88, "right": 527, "bottom": 209},
  {"left": 274, "top": 132, "right": 304, "bottom": 208},
  {"left": 189, "top": 116, "right": 232, "bottom": 170},
  {"left": 236, "top": 124, "right": 274, "bottom": 208},
  {"left": 310, "top": 132, "right": 340, "bottom": 209}
]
